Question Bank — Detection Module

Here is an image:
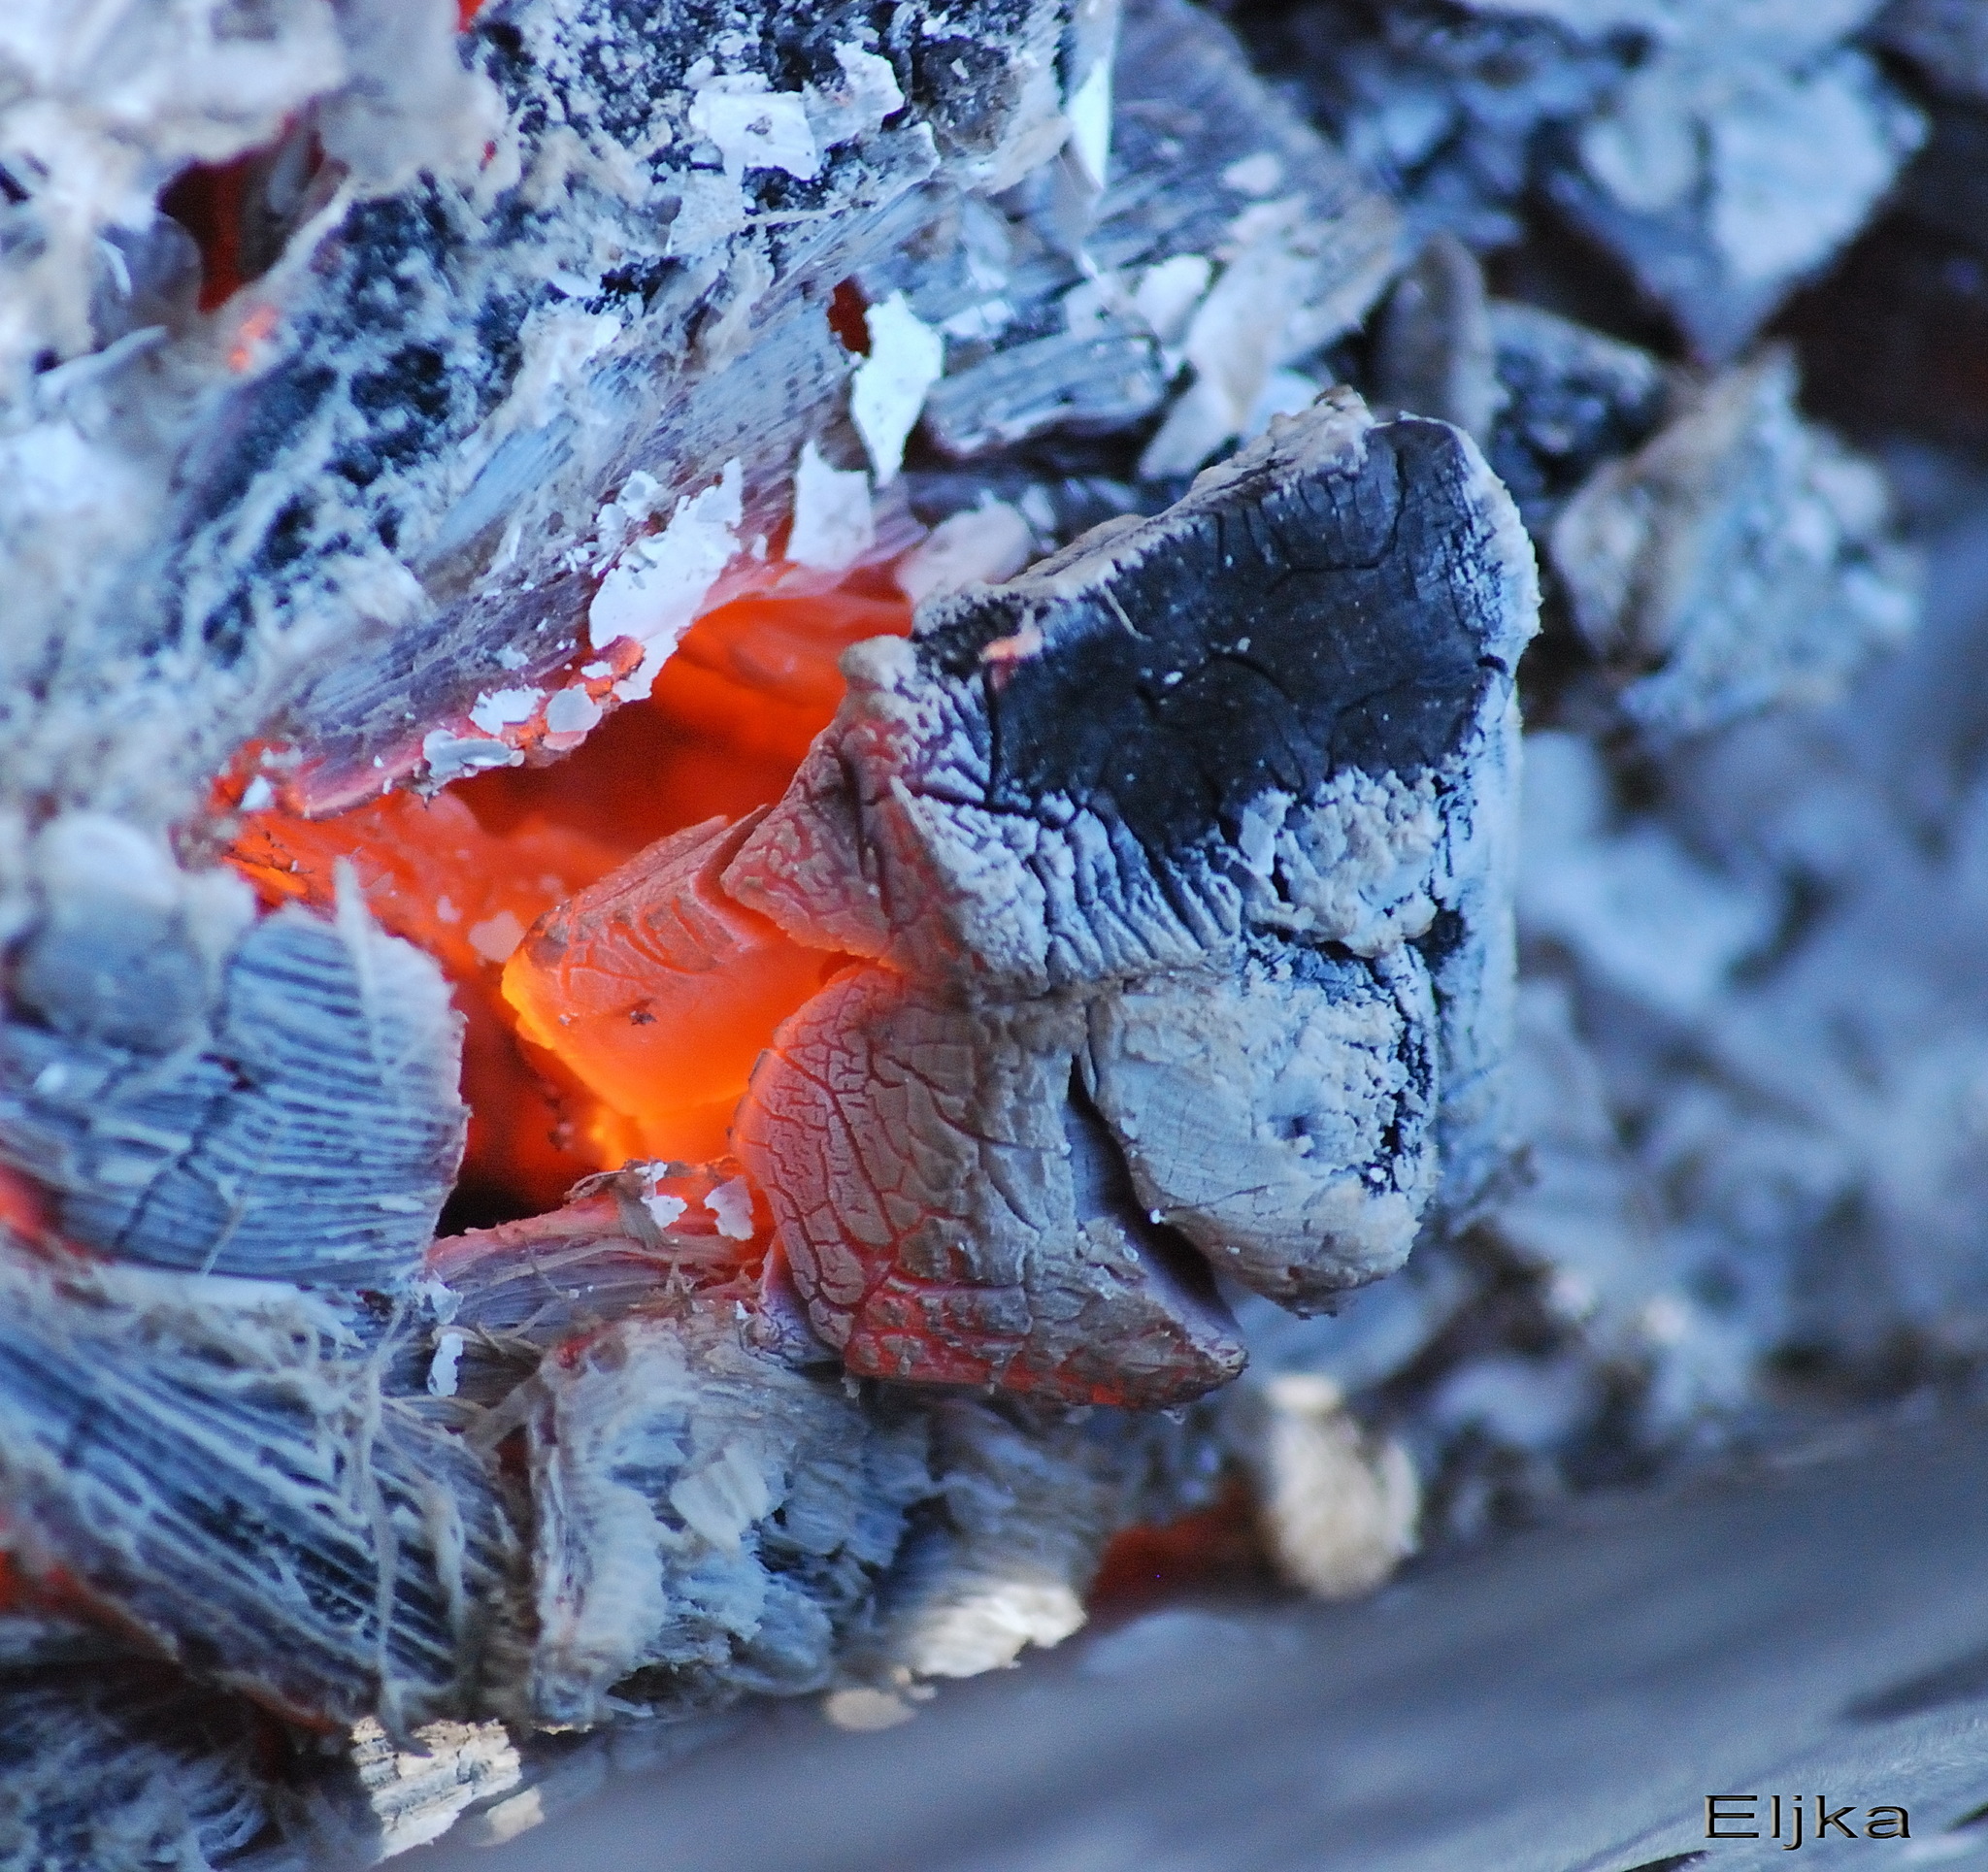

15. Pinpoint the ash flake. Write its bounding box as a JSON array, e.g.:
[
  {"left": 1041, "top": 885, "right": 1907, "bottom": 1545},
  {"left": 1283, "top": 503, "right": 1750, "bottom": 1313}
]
[
  {"left": 544, "top": 687, "right": 604, "bottom": 736},
  {"left": 705, "top": 1176, "right": 756, "bottom": 1240},
  {"left": 787, "top": 442, "right": 875, "bottom": 571},
  {"left": 421, "top": 730, "right": 524, "bottom": 784},
  {"left": 427, "top": 1329, "right": 465, "bottom": 1399},
  {"left": 588, "top": 460, "right": 744, "bottom": 698},
  {"left": 851, "top": 294, "right": 944, "bottom": 483},
  {"left": 642, "top": 1191, "right": 689, "bottom": 1230},
  {"left": 468, "top": 688, "right": 541, "bottom": 735},
  {"left": 688, "top": 79, "right": 821, "bottom": 181},
  {"left": 467, "top": 910, "right": 526, "bottom": 965}
]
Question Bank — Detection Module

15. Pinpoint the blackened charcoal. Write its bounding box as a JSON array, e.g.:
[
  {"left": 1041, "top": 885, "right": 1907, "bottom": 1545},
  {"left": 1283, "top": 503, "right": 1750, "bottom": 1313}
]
[
  {"left": 1227, "top": 0, "right": 1620, "bottom": 248},
  {"left": 1, "top": 879, "right": 466, "bottom": 1288},
  {"left": 1234, "top": 0, "right": 1921, "bottom": 359},
  {"left": 1483, "top": 299, "right": 1668, "bottom": 533},
  {"left": 727, "top": 392, "right": 1538, "bottom": 1402},
  {"left": 734, "top": 392, "right": 1535, "bottom": 994},
  {"left": 0, "top": 0, "right": 1084, "bottom": 826},
  {"left": 0, "top": 1257, "right": 519, "bottom": 1730},
  {"left": 1373, "top": 234, "right": 1672, "bottom": 534}
]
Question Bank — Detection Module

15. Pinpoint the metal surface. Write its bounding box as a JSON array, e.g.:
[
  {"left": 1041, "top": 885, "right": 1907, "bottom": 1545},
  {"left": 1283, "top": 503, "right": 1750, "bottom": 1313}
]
[{"left": 411, "top": 1409, "right": 1988, "bottom": 1871}]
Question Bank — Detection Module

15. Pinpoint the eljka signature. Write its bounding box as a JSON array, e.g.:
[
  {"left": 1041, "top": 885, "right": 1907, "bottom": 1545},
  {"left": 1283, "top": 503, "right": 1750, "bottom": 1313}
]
[{"left": 1707, "top": 1796, "right": 1911, "bottom": 1848}]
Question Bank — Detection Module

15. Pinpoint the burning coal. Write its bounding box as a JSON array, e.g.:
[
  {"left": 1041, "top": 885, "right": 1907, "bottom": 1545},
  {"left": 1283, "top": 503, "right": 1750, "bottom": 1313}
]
[{"left": 0, "top": 0, "right": 1971, "bottom": 1858}]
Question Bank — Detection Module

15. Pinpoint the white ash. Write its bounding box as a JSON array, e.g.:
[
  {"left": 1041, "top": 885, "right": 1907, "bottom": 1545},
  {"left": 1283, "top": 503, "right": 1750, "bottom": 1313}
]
[
  {"left": 524, "top": 1305, "right": 928, "bottom": 1726},
  {"left": 1546, "top": 19, "right": 1922, "bottom": 357},
  {"left": 848, "top": 1399, "right": 1131, "bottom": 1688},
  {"left": 893, "top": 499, "right": 1037, "bottom": 605},
  {"left": 1228, "top": 1372, "right": 1420, "bottom": 1600},
  {"left": 0, "top": 0, "right": 342, "bottom": 400}
]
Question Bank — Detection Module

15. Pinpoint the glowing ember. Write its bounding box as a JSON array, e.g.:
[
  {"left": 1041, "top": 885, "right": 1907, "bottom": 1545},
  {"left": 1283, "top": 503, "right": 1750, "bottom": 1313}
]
[{"left": 226, "top": 580, "right": 909, "bottom": 1217}]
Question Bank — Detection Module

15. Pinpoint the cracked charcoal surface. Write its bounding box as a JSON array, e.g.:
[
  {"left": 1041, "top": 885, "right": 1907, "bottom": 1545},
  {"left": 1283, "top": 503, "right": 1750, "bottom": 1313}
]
[{"left": 730, "top": 391, "right": 1538, "bottom": 1402}]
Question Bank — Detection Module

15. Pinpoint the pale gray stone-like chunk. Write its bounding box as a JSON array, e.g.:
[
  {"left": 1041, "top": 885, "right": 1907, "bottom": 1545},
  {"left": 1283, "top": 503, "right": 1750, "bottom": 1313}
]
[
  {"left": 1084, "top": 948, "right": 1439, "bottom": 1308},
  {"left": 1551, "top": 348, "right": 1920, "bottom": 740}
]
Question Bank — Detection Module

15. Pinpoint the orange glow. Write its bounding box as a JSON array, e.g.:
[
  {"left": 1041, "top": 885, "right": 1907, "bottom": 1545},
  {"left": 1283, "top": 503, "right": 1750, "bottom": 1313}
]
[
  {"left": 0, "top": 1166, "right": 50, "bottom": 1243},
  {"left": 225, "top": 579, "right": 910, "bottom": 1218},
  {"left": 227, "top": 303, "right": 281, "bottom": 373},
  {"left": 503, "top": 814, "right": 842, "bottom": 1164},
  {"left": 460, "top": 581, "right": 910, "bottom": 849},
  {"left": 1085, "top": 1481, "right": 1272, "bottom": 1614},
  {"left": 231, "top": 789, "right": 627, "bottom": 1213}
]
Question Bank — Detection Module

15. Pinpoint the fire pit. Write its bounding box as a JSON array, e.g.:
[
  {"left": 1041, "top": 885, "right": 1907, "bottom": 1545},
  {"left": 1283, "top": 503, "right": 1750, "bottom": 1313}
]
[{"left": 0, "top": 0, "right": 1981, "bottom": 1862}]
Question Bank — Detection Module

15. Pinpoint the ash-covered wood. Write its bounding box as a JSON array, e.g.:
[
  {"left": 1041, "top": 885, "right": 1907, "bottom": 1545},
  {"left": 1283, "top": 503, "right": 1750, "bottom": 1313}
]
[
  {"left": 0, "top": 819, "right": 466, "bottom": 1286},
  {"left": 730, "top": 391, "right": 1537, "bottom": 1401},
  {"left": 524, "top": 1302, "right": 933, "bottom": 1727},
  {"left": 0, "top": 1663, "right": 297, "bottom": 1871},
  {"left": 0, "top": 1257, "right": 519, "bottom": 1731},
  {"left": 905, "top": 0, "right": 1399, "bottom": 473}
]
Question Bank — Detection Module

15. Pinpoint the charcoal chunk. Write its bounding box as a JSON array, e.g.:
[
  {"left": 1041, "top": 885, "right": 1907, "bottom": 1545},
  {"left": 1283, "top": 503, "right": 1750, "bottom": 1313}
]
[
  {"left": 1482, "top": 299, "right": 1669, "bottom": 534},
  {"left": 729, "top": 392, "right": 1538, "bottom": 1402},
  {"left": 1550, "top": 348, "right": 1919, "bottom": 739}
]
